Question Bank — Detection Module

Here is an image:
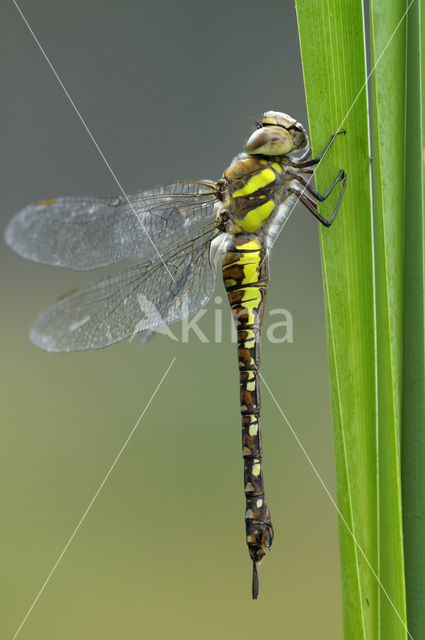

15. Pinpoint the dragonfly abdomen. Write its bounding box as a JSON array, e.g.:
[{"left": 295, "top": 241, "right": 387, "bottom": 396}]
[{"left": 222, "top": 232, "right": 273, "bottom": 599}]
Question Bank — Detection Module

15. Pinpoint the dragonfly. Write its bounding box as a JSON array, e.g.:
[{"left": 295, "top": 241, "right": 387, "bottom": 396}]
[{"left": 4, "top": 111, "right": 346, "bottom": 599}]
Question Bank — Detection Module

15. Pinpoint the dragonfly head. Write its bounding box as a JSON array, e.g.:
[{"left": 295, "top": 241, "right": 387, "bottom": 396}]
[{"left": 245, "top": 110, "right": 308, "bottom": 157}]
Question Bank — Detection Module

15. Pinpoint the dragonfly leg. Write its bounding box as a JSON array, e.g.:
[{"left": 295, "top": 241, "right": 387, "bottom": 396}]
[
  {"left": 289, "top": 175, "right": 346, "bottom": 228},
  {"left": 293, "top": 169, "right": 346, "bottom": 202},
  {"left": 287, "top": 130, "right": 346, "bottom": 168}
]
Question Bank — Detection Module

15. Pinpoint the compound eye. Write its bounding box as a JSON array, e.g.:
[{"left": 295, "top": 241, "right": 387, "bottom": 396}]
[
  {"left": 291, "top": 128, "right": 307, "bottom": 148},
  {"left": 245, "top": 126, "right": 293, "bottom": 156}
]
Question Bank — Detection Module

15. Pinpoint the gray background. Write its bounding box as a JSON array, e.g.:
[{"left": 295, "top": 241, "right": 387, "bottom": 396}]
[{"left": 1, "top": 1, "right": 341, "bottom": 638}]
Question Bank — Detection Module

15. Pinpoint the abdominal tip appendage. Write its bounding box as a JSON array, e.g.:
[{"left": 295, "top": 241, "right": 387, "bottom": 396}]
[{"left": 252, "top": 560, "right": 259, "bottom": 600}]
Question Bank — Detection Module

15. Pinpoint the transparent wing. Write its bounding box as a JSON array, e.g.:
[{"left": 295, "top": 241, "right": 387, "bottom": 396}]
[
  {"left": 30, "top": 228, "right": 220, "bottom": 352},
  {"left": 4, "top": 181, "right": 217, "bottom": 270}
]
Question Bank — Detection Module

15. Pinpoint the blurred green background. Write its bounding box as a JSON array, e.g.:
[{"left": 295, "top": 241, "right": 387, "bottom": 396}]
[{"left": 1, "top": 1, "right": 342, "bottom": 637}]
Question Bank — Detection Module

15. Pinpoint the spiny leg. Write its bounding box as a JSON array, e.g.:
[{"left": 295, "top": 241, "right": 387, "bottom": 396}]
[
  {"left": 287, "top": 159, "right": 346, "bottom": 228},
  {"left": 289, "top": 181, "right": 345, "bottom": 228},
  {"left": 292, "top": 169, "right": 346, "bottom": 202}
]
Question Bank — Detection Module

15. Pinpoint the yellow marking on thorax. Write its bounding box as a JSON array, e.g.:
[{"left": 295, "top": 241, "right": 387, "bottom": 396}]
[
  {"left": 237, "top": 200, "right": 275, "bottom": 232},
  {"left": 232, "top": 168, "right": 276, "bottom": 198},
  {"left": 271, "top": 162, "right": 282, "bottom": 173},
  {"left": 37, "top": 198, "right": 56, "bottom": 205}
]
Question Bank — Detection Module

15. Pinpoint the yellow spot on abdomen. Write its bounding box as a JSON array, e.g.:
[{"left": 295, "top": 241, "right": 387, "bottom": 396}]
[
  {"left": 252, "top": 463, "right": 261, "bottom": 477},
  {"left": 226, "top": 248, "right": 261, "bottom": 284},
  {"left": 236, "top": 238, "right": 262, "bottom": 251},
  {"left": 223, "top": 277, "right": 237, "bottom": 287},
  {"left": 249, "top": 422, "right": 259, "bottom": 436},
  {"left": 245, "top": 371, "right": 256, "bottom": 391},
  {"left": 240, "top": 261, "right": 260, "bottom": 284},
  {"left": 241, "top": 287, "right": 262, "bottom": 308}
]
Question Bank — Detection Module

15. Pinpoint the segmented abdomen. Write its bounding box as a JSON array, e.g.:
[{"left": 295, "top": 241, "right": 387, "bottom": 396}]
[{"left": 222, "top": 232, "right": 274, "bottom": 595}]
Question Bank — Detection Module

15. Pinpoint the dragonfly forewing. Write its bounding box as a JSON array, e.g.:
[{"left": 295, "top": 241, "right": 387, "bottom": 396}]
[{"left": 5, "top": 181, "right": 217, "bottom": 270}]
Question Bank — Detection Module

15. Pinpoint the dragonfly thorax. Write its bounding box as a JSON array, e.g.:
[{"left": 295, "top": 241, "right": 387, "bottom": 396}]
[{"left": 218, "top": 155, "right": 294, "bottom": 234}]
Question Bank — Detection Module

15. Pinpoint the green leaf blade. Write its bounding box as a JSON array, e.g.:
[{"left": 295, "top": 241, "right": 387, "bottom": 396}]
[
  {"left": 295, "top": 2, "right": 376, "bottom": 638},
  {"left": 402, "top": 0, "right": 425, "bottom": 637},
  {"left": 370, "top": 1, "right": 408, "bottom": 637}
]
